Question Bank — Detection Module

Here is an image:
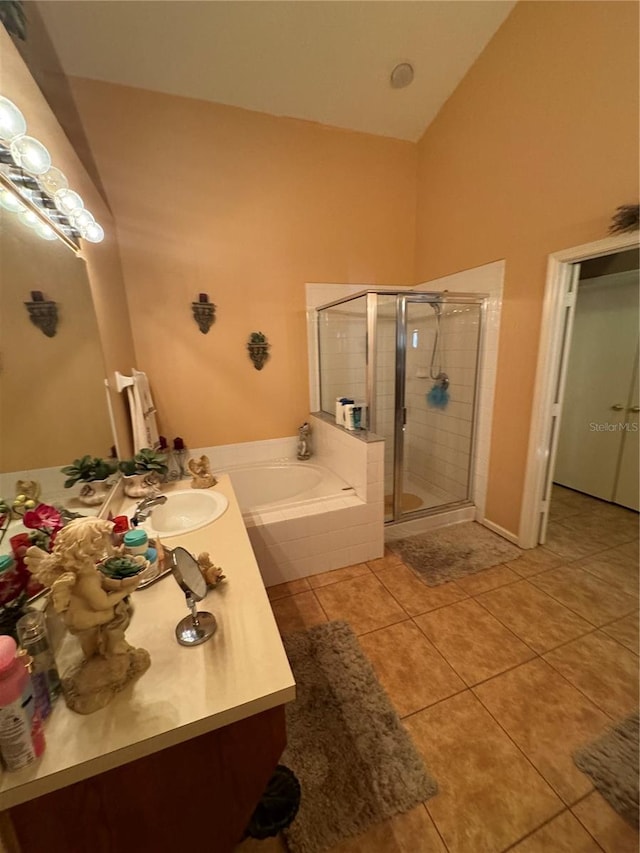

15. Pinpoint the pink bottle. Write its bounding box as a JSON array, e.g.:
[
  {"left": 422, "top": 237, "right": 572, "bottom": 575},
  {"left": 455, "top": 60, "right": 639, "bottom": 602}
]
[{"left": 0, "top": 635, "right": 45, "bottom": 770}]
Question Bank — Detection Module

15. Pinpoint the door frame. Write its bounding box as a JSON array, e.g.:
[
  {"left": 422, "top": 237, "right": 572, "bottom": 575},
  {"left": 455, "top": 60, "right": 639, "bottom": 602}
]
[{"left": 519, "top": 232, "right": 640, "bottom": 548}]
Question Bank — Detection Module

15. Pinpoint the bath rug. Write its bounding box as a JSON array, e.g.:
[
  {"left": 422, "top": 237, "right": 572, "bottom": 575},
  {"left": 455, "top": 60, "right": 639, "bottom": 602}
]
[
  {"left": 388, "top": 521, "right": 521, "bottom": 587},
  {"left": 573, "top": 711, "right": 639, "bottom": 828},
  {"left": 281, "top": 621, "right": 436, "bottom": 853},
  {"left": 384, "top": 492, "right": 424, "bottom": 513}
]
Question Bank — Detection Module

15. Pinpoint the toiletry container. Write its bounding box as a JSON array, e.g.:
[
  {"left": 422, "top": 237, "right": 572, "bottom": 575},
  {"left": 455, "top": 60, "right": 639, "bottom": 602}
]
[
  {"left": 123, "top": 529, "right": 149, "bottom": 556},
  {"left": 17, "top": 611, "right": 61, "bottom": 711},
  {"left": 138, "top": 546, "right": 160, "bottom": 585},
  {"left": 343, "top": 404, "right": 356, "bottom": 430},
  {"left": 0, "top": 635, "right": 45, "bottom": 770}
]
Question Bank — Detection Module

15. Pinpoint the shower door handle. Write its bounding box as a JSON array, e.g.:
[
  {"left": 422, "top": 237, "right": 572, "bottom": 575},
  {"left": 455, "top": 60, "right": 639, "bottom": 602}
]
[
  {"left": 611, "top": 403, "right": 625, "bottom": 411},
  {"left": 629, "top": 406, "right": 640, "bottom": 413},
  {"left": 403, "top": 407, "right": 407, "bottom": 426}
]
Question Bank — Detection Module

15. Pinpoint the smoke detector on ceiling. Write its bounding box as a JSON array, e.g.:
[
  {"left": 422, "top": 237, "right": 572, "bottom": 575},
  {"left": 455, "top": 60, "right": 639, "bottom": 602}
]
[{"left": 390, "top": 63, "right": 414, "bottom": 90}]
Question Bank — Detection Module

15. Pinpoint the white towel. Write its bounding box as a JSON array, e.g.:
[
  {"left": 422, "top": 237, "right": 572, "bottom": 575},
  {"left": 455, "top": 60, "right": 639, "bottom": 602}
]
[{"left": 127, "top": 369, "right": 160, "bottom": 452}]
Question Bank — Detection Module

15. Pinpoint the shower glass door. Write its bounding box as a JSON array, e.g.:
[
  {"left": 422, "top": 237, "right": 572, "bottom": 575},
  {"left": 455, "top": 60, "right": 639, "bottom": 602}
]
[{"left": 392, "top": 296, "right": 482, "bottom": 521}]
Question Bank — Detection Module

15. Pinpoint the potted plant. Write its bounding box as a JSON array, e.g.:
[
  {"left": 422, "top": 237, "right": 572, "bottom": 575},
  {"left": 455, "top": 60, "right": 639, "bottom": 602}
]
[
  {"left": 61, "top": 456, "right": 117, "bottom": 506},
  {"left": 118, "top": 448, "right": 168, "bottom": 498},
  {"left": 98, "top": 553, "right": 148, "bottom": 591}
]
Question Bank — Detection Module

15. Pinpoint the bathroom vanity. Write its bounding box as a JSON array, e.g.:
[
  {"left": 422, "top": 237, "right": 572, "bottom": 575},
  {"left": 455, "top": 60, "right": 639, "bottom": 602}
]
[{"left": 0, "top": 476, "right": 296, "bottom": 853}]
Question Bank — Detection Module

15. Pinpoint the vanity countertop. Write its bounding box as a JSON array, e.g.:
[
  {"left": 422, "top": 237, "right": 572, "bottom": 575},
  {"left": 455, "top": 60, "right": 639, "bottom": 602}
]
[{"left": 0, "top": 475, "right": 295, "bottom": 810}]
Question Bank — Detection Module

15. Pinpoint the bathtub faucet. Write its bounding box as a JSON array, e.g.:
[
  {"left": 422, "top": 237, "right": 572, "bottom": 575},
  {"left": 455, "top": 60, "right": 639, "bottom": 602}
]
[{"left": 297, "top": 422, "right": 312, "bottom": 460}]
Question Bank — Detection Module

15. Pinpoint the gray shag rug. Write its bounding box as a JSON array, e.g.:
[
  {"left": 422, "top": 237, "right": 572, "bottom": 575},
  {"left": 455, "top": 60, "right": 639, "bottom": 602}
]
[
  {"left": 574, "top": 711, "right": 639, "bottom": 828},
  {"left": 388, "top": 522, "right": 522, "bottom": 587},
  {"left": 281, "top": 621, "right": 437, "bottom": 853}
]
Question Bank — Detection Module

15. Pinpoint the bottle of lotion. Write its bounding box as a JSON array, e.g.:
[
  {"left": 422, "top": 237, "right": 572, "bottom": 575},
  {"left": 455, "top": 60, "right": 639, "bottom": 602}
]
[{"left": 0, "top": 635, "right": 45, "bottom": 770}]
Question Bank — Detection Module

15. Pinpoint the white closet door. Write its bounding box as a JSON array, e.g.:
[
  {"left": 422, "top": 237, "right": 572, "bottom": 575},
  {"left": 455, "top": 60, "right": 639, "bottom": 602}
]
[
  {"left": 554, "top": 270, "right": 639, "bottom": 501},
  {"left": 614, "top": 346, "right": 639, "bottom": 511}
]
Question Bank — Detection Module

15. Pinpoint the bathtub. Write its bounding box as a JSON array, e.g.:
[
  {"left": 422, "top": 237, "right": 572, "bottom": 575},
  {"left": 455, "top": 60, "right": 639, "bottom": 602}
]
[{"left": 224, "top": 461, "right": 355, "bottom": 514}]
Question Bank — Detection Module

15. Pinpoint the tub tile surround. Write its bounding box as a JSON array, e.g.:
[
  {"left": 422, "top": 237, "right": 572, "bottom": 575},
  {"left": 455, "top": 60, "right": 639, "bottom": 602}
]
[{"left": 193, "top": 416, "right": 384, "bottom": 586}]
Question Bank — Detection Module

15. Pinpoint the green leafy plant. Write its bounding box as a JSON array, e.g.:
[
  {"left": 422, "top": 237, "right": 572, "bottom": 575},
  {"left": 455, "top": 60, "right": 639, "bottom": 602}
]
[
  {"left": 61, "top": 456, "right": 116, "bottom": 488},
  {"left": 118, "top": 448, "right": 168, "bottom": 477},
  {"left": 100, "top": 555, "right": 144, "bottom": 580}
]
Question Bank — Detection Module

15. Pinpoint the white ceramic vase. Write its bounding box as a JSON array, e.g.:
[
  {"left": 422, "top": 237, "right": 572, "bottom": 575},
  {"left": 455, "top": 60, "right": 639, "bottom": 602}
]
[
  {"left": 122, "top": 473, "right": 160, "bottom": 499},
  {"left": 78, "top": 478, "right": 112, "bottom": 507}
]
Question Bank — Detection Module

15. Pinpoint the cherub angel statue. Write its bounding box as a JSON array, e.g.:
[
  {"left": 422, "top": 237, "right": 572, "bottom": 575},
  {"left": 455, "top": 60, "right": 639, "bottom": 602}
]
[
  {"left": 187, "top": 454, "right": 217, "bottom": 489},
  {"left": 26, "top": 517, "right": 150, "bottom": 714}
]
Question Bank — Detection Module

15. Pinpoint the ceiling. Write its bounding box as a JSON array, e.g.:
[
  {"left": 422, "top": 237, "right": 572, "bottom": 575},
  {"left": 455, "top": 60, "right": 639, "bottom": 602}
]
[{"left": 35, "top": 1, "right": 514, "bottom": 142}]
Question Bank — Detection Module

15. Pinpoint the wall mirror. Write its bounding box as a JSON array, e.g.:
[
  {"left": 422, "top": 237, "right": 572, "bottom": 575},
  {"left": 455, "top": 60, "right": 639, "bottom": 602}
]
[{"left": 0, "top": 202, "right": 114, "bottom": 514}]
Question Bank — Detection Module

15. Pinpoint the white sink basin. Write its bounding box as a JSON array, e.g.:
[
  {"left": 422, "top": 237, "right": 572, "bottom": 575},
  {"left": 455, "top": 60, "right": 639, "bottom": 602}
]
[{"left": 145, "top": 490, "right": 228, "bottom": 537}]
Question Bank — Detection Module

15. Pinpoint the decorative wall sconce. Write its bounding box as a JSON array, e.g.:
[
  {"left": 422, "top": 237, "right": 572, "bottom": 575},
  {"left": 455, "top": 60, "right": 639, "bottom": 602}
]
[
  {"left": 25, "top": 290, "right": 58, "bottom": 337},
  {"left": 191, "top": 293, "right": 216, "bottom": 334},
  {"left": 247, "top": 331, "right": 270, "bottom": 370}
]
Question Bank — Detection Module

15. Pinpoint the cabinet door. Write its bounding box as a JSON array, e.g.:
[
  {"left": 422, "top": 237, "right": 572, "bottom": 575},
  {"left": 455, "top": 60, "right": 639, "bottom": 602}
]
[
  {"left": 614, "top": 345, "right": 639, "bottom": 511},
  {"left": 555, "top": 271, "right": 639, "bottom": 501}
]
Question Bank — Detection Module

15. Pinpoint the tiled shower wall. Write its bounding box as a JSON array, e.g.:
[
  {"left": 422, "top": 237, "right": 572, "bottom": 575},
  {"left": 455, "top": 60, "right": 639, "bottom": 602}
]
[
  {"left": 317, "top": 301, "right": 367, "bottom": 413},
  {"left": 405, "top": 304, "right": 481, "bottom": 502}
]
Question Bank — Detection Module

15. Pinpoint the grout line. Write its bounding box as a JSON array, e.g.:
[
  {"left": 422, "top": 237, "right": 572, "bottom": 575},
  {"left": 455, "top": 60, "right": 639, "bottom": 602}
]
[
  {"left": 498, "top": 806, "right": 599, "bottom": 853},
  {"left": 470, "top": 589, "right": 595, "bottom": 657},
  {"left": 423, "top": 802, "right": 451, "bottom": 853}
]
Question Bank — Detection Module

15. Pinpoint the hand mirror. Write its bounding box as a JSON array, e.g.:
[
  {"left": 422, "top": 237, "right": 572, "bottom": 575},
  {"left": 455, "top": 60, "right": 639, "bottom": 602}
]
[{"left": 171, "top": 547, "right": 217, "bottom": 646}]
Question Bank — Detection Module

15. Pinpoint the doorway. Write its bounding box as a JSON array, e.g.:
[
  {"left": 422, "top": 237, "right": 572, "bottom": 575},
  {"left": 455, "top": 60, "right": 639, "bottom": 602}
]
[
  {"left": 554, "top": 255, "right": 638, "bottom": 508},
  {"left": 520, "top": 235, "right": 640, "bottom": 548}
]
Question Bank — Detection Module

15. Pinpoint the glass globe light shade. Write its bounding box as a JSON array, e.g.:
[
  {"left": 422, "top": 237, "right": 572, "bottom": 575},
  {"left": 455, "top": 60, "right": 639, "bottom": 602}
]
[
  {"left": 54, "top": 188, "right": 84, "bottom": 216},
  {"left": 10, "top": 135, "right": 52, "bottom": 176},
  {"left": 39, "top": 166, "right": 68, "bottom": 197},
  {"left": 0, "top": 97, "right": 27, "bottom": 143},
  {"left": 81, "top": 221, "right": 104, "bottom": 243},
  {"left": 0, "top": 186, "right": 26, "bottom": 213},
  {"left": 34, "top": 220, "right": 57, "bottom": 240},
  {"left": 70, "top": 208, "right": 94, "bottom": 230},
  {"left": 18, "top": 208, "right": 40, "bottom": 228}
]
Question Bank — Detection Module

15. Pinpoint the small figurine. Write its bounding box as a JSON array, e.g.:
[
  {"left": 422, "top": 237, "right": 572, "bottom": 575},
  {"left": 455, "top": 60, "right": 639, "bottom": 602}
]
[
  {"left": 16, "top": 479, "right": 41, "bottom": 504},
  {"left": 297, "top": 422, "right": 312, "bottom": 460},
  {"left": 187, "top": 455, "right": 217, "bottom": 489},
  {"left": 25, "top": 517, "right": 150, "bottom": 715},
  {"left": 197, "top": 552, "right": 226, "bottom": 588}
]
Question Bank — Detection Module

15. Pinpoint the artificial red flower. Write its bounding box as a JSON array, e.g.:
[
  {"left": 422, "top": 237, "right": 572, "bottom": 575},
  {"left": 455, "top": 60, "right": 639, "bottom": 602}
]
[{"left": 23, "top": 503, "right": 64, "bottom": 535}]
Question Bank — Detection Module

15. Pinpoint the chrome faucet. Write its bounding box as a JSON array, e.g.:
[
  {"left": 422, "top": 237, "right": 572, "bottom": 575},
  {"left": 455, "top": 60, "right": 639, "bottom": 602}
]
[{"left": 131, "top": 494, "right": 167, "bottom": 525}]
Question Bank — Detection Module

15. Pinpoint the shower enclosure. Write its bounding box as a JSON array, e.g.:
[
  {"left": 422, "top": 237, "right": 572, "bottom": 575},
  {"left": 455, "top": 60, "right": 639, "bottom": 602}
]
[{"left": 317, "top": 290, "right": 485, "bottom": 523}]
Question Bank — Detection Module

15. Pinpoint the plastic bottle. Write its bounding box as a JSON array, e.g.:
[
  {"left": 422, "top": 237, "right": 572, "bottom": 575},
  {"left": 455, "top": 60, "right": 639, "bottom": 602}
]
[
  {"left": 123, "top": 529, "right": 149, "bottom": 556},
  {"left": 17, "top": 610, "right": 61, "bottom": 711},
  {"left": 0, "top": 635, "right": 45, "bottom": 770}
]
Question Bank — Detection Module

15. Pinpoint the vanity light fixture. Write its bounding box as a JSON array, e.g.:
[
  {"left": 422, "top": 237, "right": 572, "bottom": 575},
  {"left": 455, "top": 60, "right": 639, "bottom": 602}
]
[{"left": 0, "top": 94, "right": 105, "bottom": 252}]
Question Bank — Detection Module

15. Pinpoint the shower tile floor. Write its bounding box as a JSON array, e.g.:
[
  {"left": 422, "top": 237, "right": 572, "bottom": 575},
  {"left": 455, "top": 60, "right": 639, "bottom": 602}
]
[
  {"left": 384, "top": 476, "right": 461, "bottom": 518},
  {"left": 239, "top": 486, "right": 639, "bottom": 853}
]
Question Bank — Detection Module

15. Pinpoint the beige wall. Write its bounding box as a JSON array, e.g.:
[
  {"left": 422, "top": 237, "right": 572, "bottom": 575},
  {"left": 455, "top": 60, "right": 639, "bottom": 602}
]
[
  {"left": 1, "top": 29, "right": 136, "bottom": 458},
  {"left": 30, "top": 0, "right": 638, "bottom": 536},
  {"left": 414, "top": 1, "right": 639, "bottom": 534},
  {"left": 66, "top": 78, "right": 417, "bottom": 447},
  {"left": 0, "top": 210, "right": 112, "bottom": 471}
]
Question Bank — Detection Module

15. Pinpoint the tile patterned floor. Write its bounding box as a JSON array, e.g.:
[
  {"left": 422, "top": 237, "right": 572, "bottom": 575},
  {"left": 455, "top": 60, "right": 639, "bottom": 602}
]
[{"left": 243, "top": 486, "right": 639, "bottom": 853}]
